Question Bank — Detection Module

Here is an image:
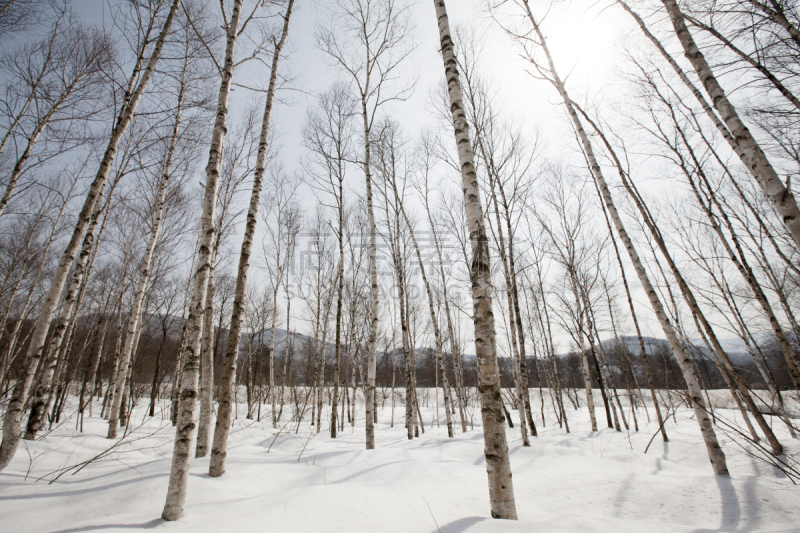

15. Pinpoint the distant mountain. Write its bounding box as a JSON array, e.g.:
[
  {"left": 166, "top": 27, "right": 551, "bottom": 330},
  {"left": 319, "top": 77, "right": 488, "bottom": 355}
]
[
  {"left": 593, "top": 335, "right": 752, "bottom": 365},
  {"left": 246, "top": 328, "right": 321, "bottom": 358},
  {"left": 148, "top": 309, "right": 758, "bottom": 367}
]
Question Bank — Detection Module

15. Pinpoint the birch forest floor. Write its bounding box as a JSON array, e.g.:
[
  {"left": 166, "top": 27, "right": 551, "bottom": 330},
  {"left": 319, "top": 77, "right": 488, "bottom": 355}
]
[{"left": 1, "top": 391, "right": 798, "bottom": 532}]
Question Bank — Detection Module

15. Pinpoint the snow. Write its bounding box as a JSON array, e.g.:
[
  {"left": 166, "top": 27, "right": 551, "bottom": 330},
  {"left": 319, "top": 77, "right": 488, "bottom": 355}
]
[{"left": 1, "top": 391, "right": 798, "bottom": 532}]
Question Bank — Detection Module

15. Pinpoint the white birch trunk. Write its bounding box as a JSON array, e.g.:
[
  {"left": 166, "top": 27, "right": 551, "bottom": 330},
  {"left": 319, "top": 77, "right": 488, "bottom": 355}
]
[
  {"left": 393, "top": 181, "right": 455, "bottom": 438},
  {"left": 161, "top": 0, "right": 242, "bottom": 519},
  {"left": 269, "top": 290, "right": 279, "bottom": 428},
  {"left": 24, "top": 180, "right": 113, "bottom": 439},
  {"left": 433, "top": 0, "right": 517, "bottom": 519},
  {"left": 363, "top": 102, "right": 379, "bottom": 450},
  {"left": 108, "top": 96, "right": 182, "bottom": 439},
  {"left": 485, "top": 173, "right": 530, "bottom": 443},
  {"left": 504, "top": 208, "right": 536, "bottom": 435},
  {"left": 209, "top": 0, "right": 298, "bottom": 457},
  {"left": 569, "top": 276, "right": 598, "bottom": 431},
  {"left": 331, "top": 199, "right": 344, "bottom": 438},
  {"left": 315, "top": 300, "right": 332, "bottom": 431},
  {"left": 592, "top": 176, "right": 668, "bottom": 441},
  {"left": 102, "top": 315, "right": 125, "bottom": 420},
  {"left": 390, "top": 236, "right": 414, "bottom": 440},
  {"left": 195, "top": 259, "right": 216, "bottom": 456},
  {"left": 425, "top": 203, "right": 467, "bottom": 432}
]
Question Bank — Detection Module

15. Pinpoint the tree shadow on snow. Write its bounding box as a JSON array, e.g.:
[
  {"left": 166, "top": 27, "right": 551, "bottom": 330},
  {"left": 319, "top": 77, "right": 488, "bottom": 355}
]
[
  {"left": 433, "top": 516, "right": 488, "bottom": 532},
  {"left": 0, "top": 474, "right": 167, "bottom": 501},
  {"left": 49, "top": 518, "right": 162, "bottom": 532},
  {"left": 692, "top": 476, "right": 747, "bottom": 533}
]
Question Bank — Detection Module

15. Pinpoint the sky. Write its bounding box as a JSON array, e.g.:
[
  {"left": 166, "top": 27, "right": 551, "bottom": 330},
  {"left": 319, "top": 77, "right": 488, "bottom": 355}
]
[{"left": 265, "top": 0, "right": 629, "bottom": 163}]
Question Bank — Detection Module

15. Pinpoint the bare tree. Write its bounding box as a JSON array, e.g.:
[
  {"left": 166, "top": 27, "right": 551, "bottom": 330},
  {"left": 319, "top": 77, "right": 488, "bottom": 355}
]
[
  {"left": 107, "top": 13, "right": 206, "bottom": 439},
  {"left": 618, "top": 0, "right": 800, "bottom": 249},
  {"left": 302, "top": 82, "right": 356, "bottom": 438},
  {"left": 433, "top": 0, "right": 517, "bottom": 519},
  {"left": 210, "top": 0, "right": 294, "bottom": 476},
  {"left": 0, "top": 19, "right": 111, "bottom": 218},
  {"left": 316, "top": 0, "right": 414, "bottom": 449},
  {"left": 162, "top": 0, "right": 257, "bottom": 519},
  {"left": 532, "top": 169, "right": 602, "bottom": 431},
  {"left": 260, "top": 169, "right": 300, "bottom": 429},
  {"left": 0, "top": 0, "right": 46, "bottom": 36},
  {"left": 412, "top": 131, "right": 468, "bottom": 432},
  {"left": 374, "top": 119, "right": 455, "bottom": 437}
]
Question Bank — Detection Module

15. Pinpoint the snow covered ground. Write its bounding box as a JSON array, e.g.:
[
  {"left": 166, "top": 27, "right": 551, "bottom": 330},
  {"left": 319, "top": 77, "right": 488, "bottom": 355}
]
[{"left": 1, "top": 391, "right": 798, "bottom": 532}]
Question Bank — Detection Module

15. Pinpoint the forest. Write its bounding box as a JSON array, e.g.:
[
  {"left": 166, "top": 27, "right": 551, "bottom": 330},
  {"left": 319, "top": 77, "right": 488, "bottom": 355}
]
[{"left": 0, "top": 0, "right": 798, "bottom": 531}]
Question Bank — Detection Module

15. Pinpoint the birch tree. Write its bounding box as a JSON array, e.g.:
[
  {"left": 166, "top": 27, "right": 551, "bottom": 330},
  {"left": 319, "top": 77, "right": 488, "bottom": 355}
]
[
  {"left": 612, "top": 80, "right": 787, "bottom": 453},
  {"left": 618, "top": 0, "right": 800, "bottom": 249},
  {"left": 303, "top": 82, "right": 356, "bottom": 438},
  {"left": 24, "top": 171, "right": 120, "bottom": 440},
  {"left": 209, "top": 0, "right": 294, "bottom": 475},
  {"left": 261, "top": 170, "right": 300, "bottom": 429},
  {"left": 432, "top": 0, "right": 517, "bottom": 519},
  {"left": 590, "top": 162, "right": 668, "bottom": 441},
  {"left": 532, "top": 170, "right": 602, "bottom": 430},
  {"left": 106, "top": 14, "right": 206, "bottom": 439},
  {"left": 161, "top": 0, "right": 253, "bottom": 519},
  {"left": 0, "top": 168, "right": 80, "bottom": 390},
  {"left": 453, "top": 31, "right": 538, "bottom": 436},
  {"left": 374, "top": 120, "right": 455, "bottom": 437},
  {"left": 0, "top": 22, "right": 110, "bottom": 219},
  {"left": 412, "top": 132, "right": 468, "bottom": 432},
  {"left": 380, "top": 150, "right": 418, "bottom": 440}
]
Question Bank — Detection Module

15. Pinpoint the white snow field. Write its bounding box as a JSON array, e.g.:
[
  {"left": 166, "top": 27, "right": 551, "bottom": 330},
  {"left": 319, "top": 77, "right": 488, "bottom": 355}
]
[{"left": 0, "top": 391, "right": 798, "bottom": 532}]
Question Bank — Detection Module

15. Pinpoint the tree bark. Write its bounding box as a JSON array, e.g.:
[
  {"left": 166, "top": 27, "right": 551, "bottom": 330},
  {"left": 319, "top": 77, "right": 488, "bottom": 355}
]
[
  {"left": 363, "top": 102, "right": 379, "bottom": 451},
  {"left": 161, "top": 0, "right": 241, "bottom": 519},
  {"left": 195, "top": 261, "right": 216, "bottom": 455},
  {"left": 209, "top": 1, "right": 293, "bottom": 471},
  {"left": 433, "top": 0, "right": 517, "bottom": 518},
  {"left": 331, "top": 184, "right": 344, "bottom": 438}
]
